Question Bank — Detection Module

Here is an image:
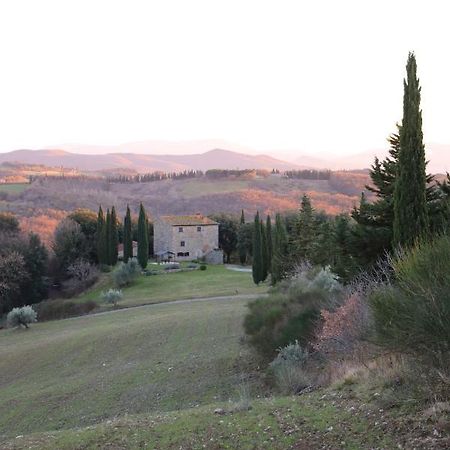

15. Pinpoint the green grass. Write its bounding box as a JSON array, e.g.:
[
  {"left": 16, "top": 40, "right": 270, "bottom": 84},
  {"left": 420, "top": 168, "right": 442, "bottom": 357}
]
[
  {"left": 0, "top": 297, "right": 258, "bottom": 440},
  {"left": 0, "top": 183, "right": 29, "bottom": 193},
  {"left": 79, "top": 264, "right": 266, "bottom": 308},
  {"left": 2, "top": 392, "right": 397, "bottom": 449}
]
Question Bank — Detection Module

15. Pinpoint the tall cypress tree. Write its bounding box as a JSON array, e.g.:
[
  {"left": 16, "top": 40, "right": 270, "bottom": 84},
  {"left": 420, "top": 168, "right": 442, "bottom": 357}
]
[
  {"left": 137, "top": 203, "right": 148, "bottom": 269},
  {"left": 238, "top": 209, "right": 247, "bottom": 265},
  {"left": 261, "top": 220, "right": 268, "bottom": 281},
  {"left": 266, "top": 215, "right": 273, "bottom": 274},
  {"left": 393, "top": 52, "right": 429, "bottom": 246},
  {"left": 272, "top": 213, "right": 288, "bottom": 285},
  {"left": 105, "top": 209, "right": 111, "bottom": 265},
  {"left": 295, "top": 194, "right": 316, "bottom": 259},
  {"left": 110, "top": 206, "right": 119, "bottom": 266},
  {"left": 96, "top": 206, "right": 107, "bottom": 265},
  {"left": 123, "top": 205, "right": 133, "bottom": 263},
  {"left": 252, "top": 211, "right": 263, "bottom": 285}
]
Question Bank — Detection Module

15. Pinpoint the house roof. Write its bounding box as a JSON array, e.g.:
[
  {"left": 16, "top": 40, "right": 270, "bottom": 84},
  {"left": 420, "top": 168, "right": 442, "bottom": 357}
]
[{"left": 159, "top": 214, "right": 218, "bottom": 226}]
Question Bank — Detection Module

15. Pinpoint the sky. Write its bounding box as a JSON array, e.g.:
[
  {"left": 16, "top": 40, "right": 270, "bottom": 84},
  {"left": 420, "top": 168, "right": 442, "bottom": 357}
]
[{"left": 0, "top": 0, "right": 450, "bottom": 157}]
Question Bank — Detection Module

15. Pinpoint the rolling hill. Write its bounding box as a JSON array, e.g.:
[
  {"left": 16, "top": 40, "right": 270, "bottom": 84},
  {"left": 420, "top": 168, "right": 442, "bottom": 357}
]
[{"left": 0, "top": 149, "right": 303, "bottom": 173}]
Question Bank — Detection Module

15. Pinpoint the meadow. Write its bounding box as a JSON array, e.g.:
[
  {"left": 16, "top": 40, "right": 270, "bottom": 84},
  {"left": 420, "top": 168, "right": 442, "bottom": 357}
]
[{"left": 0, "top": 183, "right": 29, "bottom": 194}]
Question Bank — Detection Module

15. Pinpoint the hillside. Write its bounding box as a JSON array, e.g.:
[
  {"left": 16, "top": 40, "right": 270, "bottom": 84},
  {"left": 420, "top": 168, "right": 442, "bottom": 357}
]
[{"left": 0, "top": 149, "right": 303, "bottom": 172}]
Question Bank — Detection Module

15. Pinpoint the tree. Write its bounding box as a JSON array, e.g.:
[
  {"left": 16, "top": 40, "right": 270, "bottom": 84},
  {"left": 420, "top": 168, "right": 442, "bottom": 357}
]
[
  {"left": 271, "top": 213, "right": 288, "bottom": 285},
  {"left": 96, "top": 206, "right": 107, "bottom": 265},
  {"left": 0, "top": 252, "right": 29, "bottom": 314},
  {"left": 393, "top": 52, "right": 429, "bottom": 246},
  {"left": 105, "top": 209, "right": 111, "bottom": 265},
  {"left": 68, "top": 208, "right": 98, "bottom": 263},
  {"left": 22, "top": 233, "right": 48, "bottom": 304},
  {"left": 266, "top": 215, "right": 273, "bottom": 274},
  {"left": 210, "top": 213, "right": 238, "bottom": 263},
  {"left": 295, "top": 194, "right": 317, "bottom": 259},
  {"left": 238, "top": 210, "right": 247, "bottom": 265},
  {"left": 0, "top": 212, "right": 20, "bottom": 234},
  {"left": 137, "top": 203, "right": 149, "bottom": 269},
  {"left": 53, "top": 218, "right": 86, "bottom": 273},
  {"left": 252, "top": 211, "right": 263, "bottom": 285},
  {"left": 123, "top": 205, "right": 133, "bottom": 263},
  {"left": 261, "top": 220, "right": 269, "bottom": 281},
  {"left": 109, "top": 206, "right": 119, "bottom": 266}
]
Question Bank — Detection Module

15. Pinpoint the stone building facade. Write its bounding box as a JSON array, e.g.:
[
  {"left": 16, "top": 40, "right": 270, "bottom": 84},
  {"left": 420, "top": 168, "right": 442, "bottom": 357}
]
[{"left": 154, "top": 214, "right": 221, "bottom": 262}]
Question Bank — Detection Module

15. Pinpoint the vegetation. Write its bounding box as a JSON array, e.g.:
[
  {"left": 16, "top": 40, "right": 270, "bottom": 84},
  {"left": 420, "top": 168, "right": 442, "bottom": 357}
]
[
  {"left": 123, "top": 205, "right": 132, "bottom": 262},
  {"left": 113, "top": 258, "right": 140, "bottom": 288},
  {"left": 251, "top": 211, "right": 264, "bottom": 284},
  {"left": 7, "top": 305, "right": 37, "bottom": 328},
  {"left": 137, "top": 203, "right": 149, "bottom": 269},
  {"left": 101, "top": 288, "right": 123, "bottom": 307}
]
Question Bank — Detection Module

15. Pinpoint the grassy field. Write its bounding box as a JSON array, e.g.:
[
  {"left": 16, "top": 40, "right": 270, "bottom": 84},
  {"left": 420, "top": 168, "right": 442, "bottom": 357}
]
[
  {"left": 78, "top": 264, "right": 266, "bottom": 308},
  {"left": 0, "top": 183, "right": 29, "bottom": 193},
  {"left": 0, "top": 297, "right": 259, "bottom": 440},
  {"left": 2, "top": 390, "right": 400, "bottom": 449}
]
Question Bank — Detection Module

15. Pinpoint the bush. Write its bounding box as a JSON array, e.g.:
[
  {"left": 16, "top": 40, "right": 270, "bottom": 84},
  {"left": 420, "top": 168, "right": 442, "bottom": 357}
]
[
  {"left": 7, "top": 305, "right": 37, "bottom": 328},
  {"left": 101, "top": 288, "right": 123, "bottom": 306},
  {"left": 270, "top": 341, "right": 312, "bottom": 394},
  {"left": 35, "top": 299, "right": 97, "bottom": 321},
  {"left": 113, "top": 258, "right": 140, "bottom": 287},
  {"left": 61, "top": 259, "right": 99, "bottom": 298},
  {"left": 244, "top": 265, "right": 342, "bottom": 359},
  {"left": 370, "top": 235, "right": 450, "bottom": 364},
  {"left": 200, "top": 264, "right": 207, "bottom": 271}
]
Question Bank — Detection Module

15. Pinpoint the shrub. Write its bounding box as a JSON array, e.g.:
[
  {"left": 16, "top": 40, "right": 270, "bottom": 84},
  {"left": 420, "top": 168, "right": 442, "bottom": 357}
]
[
  {"left": 7, "top": 305, "right": 37, "bottom": 328},
  {"left": 35, "top": 299, "right": 96, "bottom": 321},
  {"left": 113, "top": 258, "right": 140, "bottom": 287},
  {"left": 244, "top": 265, "right": 342, "bottom": 359},
  {"left": 62, "top": 259, "right": 99, "bottom": 298},
  {"left": 101, "top": 288, "right": 123, "bottom": 306},
  {"left": 200, "top": 264, "right": 207, "bottom": 271},
  {"left": 370, "top": 235, "right": 450, "bottom": 365},
  {"left": 270, "top": 341, "right": 312, "bottom": 394}
]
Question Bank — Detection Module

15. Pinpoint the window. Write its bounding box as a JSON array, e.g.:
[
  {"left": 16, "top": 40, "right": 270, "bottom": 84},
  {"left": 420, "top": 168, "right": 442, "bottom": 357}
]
[
  {"left": 184, "top": 252, "right": 190, "bottom": 257},
  {"left": 180, "top": 241, "right": 185, "bottom": 247},
  {"left": 178, "top": 227, "right": 183, "bottom": 232},
  {"left": 197, "top": 226, "right": 201, "bottom": 232},
  {"left": 177, "top": 252, "right": 184, "bottom": 257}
]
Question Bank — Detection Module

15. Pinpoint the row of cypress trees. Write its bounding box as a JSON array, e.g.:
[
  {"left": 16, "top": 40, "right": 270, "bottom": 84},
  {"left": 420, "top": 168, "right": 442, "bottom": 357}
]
[
  {"left": 252, "top": 211, "right": 288, "bottom": 285},
  {"left": 96, "top": 203, "right": 149, "bottom": 268}
]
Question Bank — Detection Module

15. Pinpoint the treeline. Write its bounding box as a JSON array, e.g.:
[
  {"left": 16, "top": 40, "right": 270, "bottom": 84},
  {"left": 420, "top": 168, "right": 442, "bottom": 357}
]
[
  {"left": 107, "top": 170, "right": 203, "bottom": 183},
  {"left": 284, "top": 169, "right": 331, "bottom": 180}
]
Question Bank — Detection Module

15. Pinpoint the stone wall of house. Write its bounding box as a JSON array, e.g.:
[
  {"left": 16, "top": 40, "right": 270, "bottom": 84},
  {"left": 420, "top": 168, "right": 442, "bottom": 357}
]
[
  {"left": 170, "top": 224, "right": 219, "bottom": 260},
  {"left": 153, "top": 217, "right": 173, "bottom": 254},
  {"left": 204, "top": 249, "right": 224, "bottom": 264}
]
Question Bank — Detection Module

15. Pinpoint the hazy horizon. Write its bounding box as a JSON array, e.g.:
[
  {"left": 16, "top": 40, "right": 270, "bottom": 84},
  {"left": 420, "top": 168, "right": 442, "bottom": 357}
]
[{"left": 1, "top": 1, "right": 450, "bottom": 159}]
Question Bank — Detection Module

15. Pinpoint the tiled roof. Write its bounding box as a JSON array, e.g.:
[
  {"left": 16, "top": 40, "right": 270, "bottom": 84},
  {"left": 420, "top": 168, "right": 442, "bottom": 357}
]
[{"left": 159, "top": 214, "right": 218, "bottom": 226}]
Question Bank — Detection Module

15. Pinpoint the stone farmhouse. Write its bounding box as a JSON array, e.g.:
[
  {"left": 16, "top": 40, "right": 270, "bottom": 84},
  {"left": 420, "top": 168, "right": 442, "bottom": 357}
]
[{"left": 153, "top": 214, "right": 222, "bottom": 263}]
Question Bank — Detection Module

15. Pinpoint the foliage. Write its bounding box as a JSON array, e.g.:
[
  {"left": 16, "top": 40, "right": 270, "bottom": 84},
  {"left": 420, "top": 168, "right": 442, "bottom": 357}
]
[
  {"left": 209, "top": 213, "right": 238, "bottom": 263},
  {"left": 7, "top": 305, "right": 37, "bottom": 328},
  {"left": 109, "top": 206, "right": 119, "bottom": 265},
  {"left": 0, "top": 212, "right": 20, "bottom": 234},
  {"left": 269, "top": 341, "right": 312, "bottom": 394},
  {"left": 52, "top": 218, "right": 87, "bottom": 273},
  {"left": 199, "top": 264, "right": 207, "bottom": 271},
  {"left": 237, "top": 210, "right": 247, "bottom": 265},
  {"left": 370, "top": 235, "right": 450, "bottom": 364},
  {"left": 96, "top": 206, "right": 107, "bottom": 265},
  {"left": 123, "top": 205, "right": 133, "bottom": 262},
  {"left": 245, "top": 265, "right": 342, "bottom": 358},
  {"left": 0, "top": 252, "right": 29, "bottom": 314},
  {"left": 237, "top": 222, "right": 253, "bottom": 265},
  {"left": 252, "top": 211, "right": 263, "bottom": 284},
  {"left": 393, "top": 52, "right": 429, "bottom": 246},
  {"left": 63, "top": 259, "right": 99, "bottom": 297},
  {"left": 261, "top": 219, "right": 269, "bottom": 281},
  {"left": 113, "top": 257, "right": 140, "bottom": 287},
  {"left": 35, "top": 299, "right": 97, "bottom": 321},
  {"left": 101, "top": 288, "right": 123, "bottom": 306},
  {"left": 294, "top": 194, "right": 317, "bottom": 259},
  {"left": 271, "top": 213, "right": 288, "bottom": 285},
  {"left": 68, "top": 208, "right": 99, "bottom": 263},
  {"left": 137, "top": 203, "right": 149, "bottom": 269}
]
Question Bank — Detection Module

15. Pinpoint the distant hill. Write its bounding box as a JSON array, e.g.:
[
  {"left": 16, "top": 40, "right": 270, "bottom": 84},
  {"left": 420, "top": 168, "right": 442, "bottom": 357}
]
[{"left": 0, "top": 148, "right": 303, "bottom": 172}]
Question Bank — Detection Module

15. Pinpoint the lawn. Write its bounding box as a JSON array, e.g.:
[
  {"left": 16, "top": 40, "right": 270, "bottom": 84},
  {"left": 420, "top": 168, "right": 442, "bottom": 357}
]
[
  {"left": 79, "top": 264, "right": 266, "bottom": 308},
  {"left": 0, "top": 297, "right": 259, "bottom": 440},
  {"left": 0, "top": 183, "right": 29, "bottom": 194}
]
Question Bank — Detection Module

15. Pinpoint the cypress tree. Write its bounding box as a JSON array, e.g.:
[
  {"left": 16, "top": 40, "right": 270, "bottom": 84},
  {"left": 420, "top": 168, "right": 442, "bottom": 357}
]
[
  {"left": 271, "top": 213, "right": 288, "bottom": 285},
  {"left": 266, "top": 215, "right": 273, "bottom": 274},
  {"left": 137, "top": 203, "right": 149, "bottom": 269},
  {"left": 252, "top": 211, "right": 263, "bottom": 285},
  {"left": 295, "top": 194, "right": 316, "bottom": 260},
  {"left": 393, "top": 52, "right": 429, "bottom": 246},
  {"left": 105, "top": 209, "right": 111, "bottom": 265},
  {"left": 96, "top": 206, "right": 107, "bottom": 265},
  {"left": 123, "top": 205, "right": 132, "bottom": 263},
  {"left": 261, "top": 220, "right": 268, "bottom": 281},
  {"left": 110, "top": 206, "right": 119, "bottom": 266},
  {"left": 238, "top": 209, "right": 247, "bottom": 265}
]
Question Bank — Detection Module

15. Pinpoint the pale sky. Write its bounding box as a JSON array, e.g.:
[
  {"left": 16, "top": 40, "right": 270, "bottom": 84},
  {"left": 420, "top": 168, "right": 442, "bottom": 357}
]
[{"left": 0, "top": 0, "right": 450, "bottom": 157}]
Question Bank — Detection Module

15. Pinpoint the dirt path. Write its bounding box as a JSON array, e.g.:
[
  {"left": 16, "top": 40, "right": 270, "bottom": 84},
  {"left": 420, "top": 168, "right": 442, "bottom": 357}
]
[{"left": 65, "top": 292, "right": 267, "bottom": 321}]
